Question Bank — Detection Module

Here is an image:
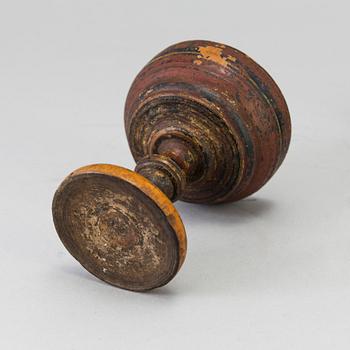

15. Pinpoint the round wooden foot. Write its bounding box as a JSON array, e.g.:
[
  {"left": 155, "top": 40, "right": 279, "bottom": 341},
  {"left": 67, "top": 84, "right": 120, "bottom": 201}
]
[{"left": 52, "top": 164, "right": 186, "bottom": 291}]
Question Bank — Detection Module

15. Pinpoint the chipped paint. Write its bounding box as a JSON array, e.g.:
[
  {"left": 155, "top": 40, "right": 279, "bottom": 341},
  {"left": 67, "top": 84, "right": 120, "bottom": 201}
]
[
  {"left": 227, "top": 55, "right": 237, "bottom": 62},
  {"left": 194, "top": 46, "right": 237, "bottom": 67},
  {"left": 198, "top": 45, "right": 229, "bottom": 67}
]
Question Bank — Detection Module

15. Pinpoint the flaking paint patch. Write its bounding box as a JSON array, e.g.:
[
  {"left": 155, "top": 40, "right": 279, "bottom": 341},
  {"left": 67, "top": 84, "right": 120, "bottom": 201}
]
[
  {"left": 198, "top": 46, "right": 227, "bottom": 67},
  {"left": 196, "top": 46, "right": 237, "bottom": 67},
  {"left": 227, "top": 55, "right": 237, "bottom": 62}
]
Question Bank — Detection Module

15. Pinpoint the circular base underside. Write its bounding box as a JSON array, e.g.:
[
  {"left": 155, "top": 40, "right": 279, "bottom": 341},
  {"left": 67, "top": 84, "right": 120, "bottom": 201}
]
[{"left": 52, "top": 164, "right": 186, "bottom": 291}]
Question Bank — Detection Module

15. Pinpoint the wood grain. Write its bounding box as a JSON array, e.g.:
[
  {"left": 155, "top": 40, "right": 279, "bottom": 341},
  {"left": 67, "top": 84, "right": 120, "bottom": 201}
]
[{"left": 52, "top": 164, "right": 186, "bottom": 291}]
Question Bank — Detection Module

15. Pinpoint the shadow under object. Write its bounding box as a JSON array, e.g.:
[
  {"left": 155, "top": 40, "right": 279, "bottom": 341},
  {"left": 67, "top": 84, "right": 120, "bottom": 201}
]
[{"left": 52, "top": 40, "right": 291, "bottom": 292}]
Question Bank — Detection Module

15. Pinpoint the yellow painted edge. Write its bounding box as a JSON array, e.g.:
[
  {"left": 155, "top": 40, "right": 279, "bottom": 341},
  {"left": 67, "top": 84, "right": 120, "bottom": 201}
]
[{"left": 70, "top": 164, "right": 187, "bottom": 270}]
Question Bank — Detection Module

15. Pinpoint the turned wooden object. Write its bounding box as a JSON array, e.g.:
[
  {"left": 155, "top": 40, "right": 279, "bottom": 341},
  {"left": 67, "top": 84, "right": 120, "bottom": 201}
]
[{"left": 52, "top": 40, "right": 291, "bottom": 291}]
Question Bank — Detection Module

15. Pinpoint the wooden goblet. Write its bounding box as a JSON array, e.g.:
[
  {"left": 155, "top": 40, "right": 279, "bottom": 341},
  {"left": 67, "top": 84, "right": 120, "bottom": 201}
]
[{"left": 52, "top": 40, "right": 291, "bottom": 291}]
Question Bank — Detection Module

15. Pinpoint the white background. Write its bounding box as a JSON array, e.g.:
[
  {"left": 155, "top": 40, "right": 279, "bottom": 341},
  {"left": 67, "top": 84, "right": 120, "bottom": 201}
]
[{"left": 1, "top": 0, "right": 350, "bottom": 349}]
